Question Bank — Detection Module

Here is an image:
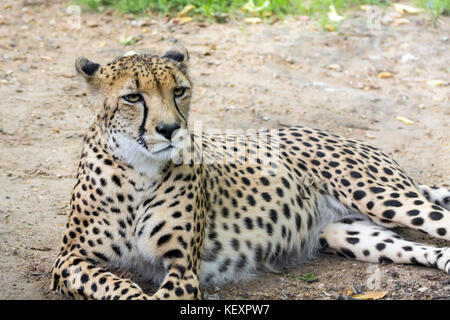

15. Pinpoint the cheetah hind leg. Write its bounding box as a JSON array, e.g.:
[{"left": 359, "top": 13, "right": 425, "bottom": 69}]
[
  {"left": 418, "top": 184, "right": 450, "bottom": 210},
  {"left": 319, "top": 217, "right": 450, "bottom": 273}
]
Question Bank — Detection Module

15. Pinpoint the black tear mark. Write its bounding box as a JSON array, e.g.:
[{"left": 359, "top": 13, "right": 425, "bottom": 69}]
[
  {"left": 173, "top": 96, "right": 187, "bottom": 125},
  {"left": 137, "top": 99, "right": 148, "bottom": 148}
]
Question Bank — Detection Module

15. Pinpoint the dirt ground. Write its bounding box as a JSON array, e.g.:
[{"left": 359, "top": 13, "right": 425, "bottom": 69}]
[{"left": 0, "top": 0, "right": 449, "bottom": 300}]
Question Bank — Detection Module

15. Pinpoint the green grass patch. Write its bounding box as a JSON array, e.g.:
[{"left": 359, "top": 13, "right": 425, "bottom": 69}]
[
  {"left": 75, "top": 0, "right": 449, "bottom": 24},
  {"left": 76, "top": 0, "right": 308, "bottom": 16},
  {"left": 416, "top": 0, "right": 449, "bottom": 24},
  {"left": 285, "top": 273, "right": 319, "bottom": 282}
]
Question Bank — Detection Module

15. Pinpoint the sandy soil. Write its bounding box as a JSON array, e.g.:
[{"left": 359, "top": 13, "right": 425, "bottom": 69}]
[{"left": 0, "top": 0, "right": 449, "bottom": 300}]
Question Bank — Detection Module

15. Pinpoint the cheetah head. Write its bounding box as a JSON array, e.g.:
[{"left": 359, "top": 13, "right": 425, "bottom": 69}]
[{"left": 76, "top": 46, "right": 192, "bottom": 176}]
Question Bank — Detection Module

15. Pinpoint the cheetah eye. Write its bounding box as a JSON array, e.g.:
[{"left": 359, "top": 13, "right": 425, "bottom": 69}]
[
  {"left": 122, "top": 93, "right": 143, "bottom": 103},
  {"left": 173, "top": 87, "right": 186, "bottom": 98}
]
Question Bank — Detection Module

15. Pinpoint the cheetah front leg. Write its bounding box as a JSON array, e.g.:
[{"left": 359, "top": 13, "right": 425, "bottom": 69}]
[
  {"left": 51, "top": 253, "right": 150, "bottom": 300},
  {"left": 51, "top": 240, "right": 202, "bottom": 300},
  {"left": 135, "top": 167, "right": 206, "bottom": 300},
  {"left": 135, "top": 204, "right": 204, "bottom": 300},
  {"left": 149, "top": 257, "right": 201, "bottom": 300},
  {"left": 319, "top": 217, "right": 450, "bottom": 273},
  {"left": 51, "top": 248, "right": 201, "bottom": 300}
]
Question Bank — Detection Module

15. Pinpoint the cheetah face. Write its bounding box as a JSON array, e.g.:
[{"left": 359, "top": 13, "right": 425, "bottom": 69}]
[{"left": 75, "top": 47, "right": 192, "bottom": 175}]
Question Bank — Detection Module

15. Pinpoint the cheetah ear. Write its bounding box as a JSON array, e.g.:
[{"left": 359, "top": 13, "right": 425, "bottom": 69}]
[
  {"left": 163, "top": 45, "right": 189, "bottom": 68},
  {"left": 75, "top": 56, "right": 101, "bottom": 80}
]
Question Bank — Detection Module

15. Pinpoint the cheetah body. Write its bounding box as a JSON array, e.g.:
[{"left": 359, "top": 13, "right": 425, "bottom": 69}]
[{"left": 51, "top": 48, "right": 450, "bottom": 300}]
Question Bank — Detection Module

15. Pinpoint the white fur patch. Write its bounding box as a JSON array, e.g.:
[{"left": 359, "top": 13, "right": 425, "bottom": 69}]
[
  {"left": 198, "top": 192, "right": 357, "bottom": 287},
  {"left": 109, "top": 132, "right": 168, "bottom": 177},
  {"left": 108, "top": 130, "right": 188, "bottom": 177},
  {"left": 418, "top": 184, "right": 450, "bottom": 210}
]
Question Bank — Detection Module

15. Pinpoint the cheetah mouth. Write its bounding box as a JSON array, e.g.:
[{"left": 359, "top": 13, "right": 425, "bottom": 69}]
[
  {"left": 136, "top": 134, "right": 175, "bottom": 157},
  {"left": 152, "top": 143, "right": 173, "bottom": 154},
  {"left": 135, "top": 130, "right": 187, "bottom": 159},
  {"left": 137, "top": 135, "right": 171, "bottom": 153},
  {"left": 150, "top": 130, "right": 187, "bottom": 155}
]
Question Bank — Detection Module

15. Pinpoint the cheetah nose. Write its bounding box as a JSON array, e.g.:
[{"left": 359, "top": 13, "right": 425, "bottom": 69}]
[{"left": 155, "top": 122, "right": 181, "bottom": 141}]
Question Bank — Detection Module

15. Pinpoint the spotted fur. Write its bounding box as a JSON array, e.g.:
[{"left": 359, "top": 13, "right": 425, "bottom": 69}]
[{"left": 51, "top": 47, "right": 450, "bottom": 300}]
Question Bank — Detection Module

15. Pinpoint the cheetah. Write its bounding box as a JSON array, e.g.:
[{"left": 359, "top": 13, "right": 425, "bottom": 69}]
[{"left": 50, "top": 46, "right": 450, "bottom": 300}]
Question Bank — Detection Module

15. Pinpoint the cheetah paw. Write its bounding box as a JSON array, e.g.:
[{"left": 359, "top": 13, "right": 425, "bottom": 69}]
[{"left": 437, "top": 248, "right": 450, "bottom": 274}]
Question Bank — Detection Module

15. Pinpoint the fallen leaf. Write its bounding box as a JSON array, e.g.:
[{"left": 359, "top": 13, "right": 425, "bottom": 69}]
[
  {"left": 393, "top": 3, "right": 424, "bottom": 14},
  {"left": 344, "top": 288, "right": 354, "bottom": 296},
  {"left": 378, "top": 71, "right": 392, "bottom": 79},
  {"left": 396, "top": 116, "right": 414, "bottom": 124},
  {"left": 426, "top": 80, "right": 445, "bottom": 86},
  {"left": 177, "top": 4, "right": 195, "bottom": 17},
  {"left": 0, "top": 17, "right": 10, "bottom": 25},
  {"left": 40, "top": 56, "right": 53, "bottom": 62},
  {"left": 245, "top": 17, "right": 262, "bottom": 24},
  {"left": 400, "top": 53, "right": 418, "bottom": 62},
  {"left": 135, "top": 19, "right": 155, "bottom": 27},
  {"left": 86, "top": 21, "right": 99, "bottom": 28},
  {"left": 172, "top": 17, "right": 193, "bottom": 24},
  {"left": 324, "top": 24, "right": 336, "bottom": 32},
  {"left": 120, "top": 36, "right": 139, "bottom": 46},
  {"left": 352, "top": 291, "right": 388, "bottom": 300},
  {"left": 328, "top": 5, "right": 345, "bottom": 22},
  {"left": 98, "top": 41, "right": 106, "bottom": 48},
  {"left": 328, "top": 64, "right": 342, "bottom": 71},
  {"left": 60, "top": 73, "right": 75, "bottom": 78}
]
